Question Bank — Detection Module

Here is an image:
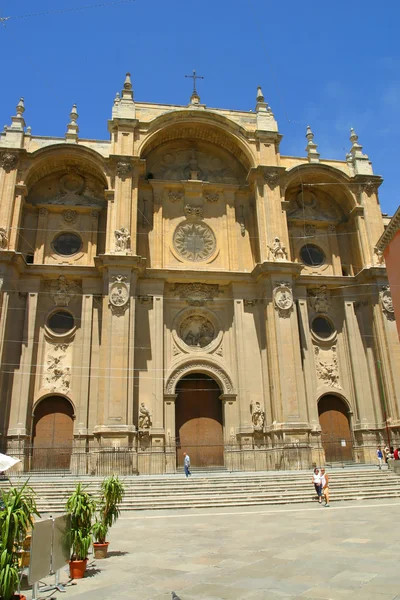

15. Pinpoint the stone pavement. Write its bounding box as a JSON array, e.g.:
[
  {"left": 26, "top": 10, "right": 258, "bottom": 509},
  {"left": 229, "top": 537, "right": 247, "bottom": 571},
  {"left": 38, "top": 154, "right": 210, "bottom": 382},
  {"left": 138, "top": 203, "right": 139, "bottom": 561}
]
[{"left": 28, "top": 499, "right": 400, "bottom": 600}]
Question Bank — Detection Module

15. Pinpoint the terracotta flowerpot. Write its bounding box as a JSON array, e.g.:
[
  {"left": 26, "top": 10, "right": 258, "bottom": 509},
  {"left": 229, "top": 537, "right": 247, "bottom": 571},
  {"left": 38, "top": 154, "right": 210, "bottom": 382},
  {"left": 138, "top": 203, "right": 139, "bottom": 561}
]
[
  {"left": 13, "top": 595, "right": 26, "bottom": 600},
  {"left": 69, "top": 558, "right": 88, "bottom": 579},
  {"left": 93, "top": 542, "right": 109, "bottom": 559}
]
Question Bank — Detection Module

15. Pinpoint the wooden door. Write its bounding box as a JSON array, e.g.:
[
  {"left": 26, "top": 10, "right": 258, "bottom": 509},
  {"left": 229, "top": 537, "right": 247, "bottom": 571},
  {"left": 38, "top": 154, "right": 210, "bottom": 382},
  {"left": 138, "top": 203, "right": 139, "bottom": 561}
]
[
  {"left": 318, "top": 395, "right": 353, "bottom": 463},
  {"left": 175, "top": 374, "right": 224, "bottom": 468},
  {"left": 32, "top": 397, "right": 74, "bottom": 470}
]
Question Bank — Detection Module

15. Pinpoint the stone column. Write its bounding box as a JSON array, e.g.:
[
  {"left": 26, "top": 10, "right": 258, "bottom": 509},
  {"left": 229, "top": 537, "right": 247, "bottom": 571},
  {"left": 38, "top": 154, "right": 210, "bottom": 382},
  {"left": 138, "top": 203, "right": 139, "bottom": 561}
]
[
  {"left": 232, "top": 294, "right": 251, "bottom": 434},
  {"left": 327, "top": 225, "right": 342, "bottom": 276},
  {"left": 104, "top": 190, "right": 115, "bottom": 254},
  {"left": 34, "top": 208, "right": 49, "bottom": 263},
  {"left": 75, "top": 286, "right": 94, "bottom": 436},
  {"left": 251, "top": 176, "right": 269, "bottom": 262},
  {"left": 88, "top": 210, "right": 99, "bottom": 262},
  {"left": 150, "top": 182, "right": 164, "bottom": 268},
  {"left": 9, "top": 184, "right": 27, "bottom": 250},
  {"left": 0, "top": 152, "right": 19, "bottom": 239},
  {"left": 151, "top": 287, "right": 164, "bottom": 433},
  {"left": 224, "top": 189, "right": 238, "bottom": 270},
  {"left": 349, "top": 206, "right": 369, "bottom": 266},
  {"left": 164, "top": 393, "right": 177, "bottom": 473}
]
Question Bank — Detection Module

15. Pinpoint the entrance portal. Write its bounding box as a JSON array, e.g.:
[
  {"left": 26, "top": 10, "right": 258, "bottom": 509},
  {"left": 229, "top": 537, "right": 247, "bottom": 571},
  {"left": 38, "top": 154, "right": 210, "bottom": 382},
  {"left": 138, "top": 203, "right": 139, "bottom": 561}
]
[
  {"left": 31, "top": 396, "right": 74, "bottom": 470},
  {"left": 318, "top": 395, "right": 353, "bottom": 463},
  {"left": 175, "top": 373, "right": 224, "bottom": 468}
]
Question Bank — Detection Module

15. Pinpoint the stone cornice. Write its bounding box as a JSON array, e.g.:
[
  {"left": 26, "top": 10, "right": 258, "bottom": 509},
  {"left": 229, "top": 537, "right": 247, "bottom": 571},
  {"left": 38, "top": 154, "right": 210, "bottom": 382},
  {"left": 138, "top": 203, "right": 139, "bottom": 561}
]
[
  {"left": 376, "top": 205, "right": 400, "bottom": 252},
  {"left": 251, "top": 261, "right": 303, "bottom": 282}
]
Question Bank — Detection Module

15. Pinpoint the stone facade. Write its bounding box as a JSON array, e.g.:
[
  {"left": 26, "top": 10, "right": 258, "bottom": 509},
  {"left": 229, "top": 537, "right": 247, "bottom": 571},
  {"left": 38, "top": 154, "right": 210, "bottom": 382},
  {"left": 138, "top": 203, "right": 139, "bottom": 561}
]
[{"left": 0, "top": 78, "right": 399, "bottom": 474}]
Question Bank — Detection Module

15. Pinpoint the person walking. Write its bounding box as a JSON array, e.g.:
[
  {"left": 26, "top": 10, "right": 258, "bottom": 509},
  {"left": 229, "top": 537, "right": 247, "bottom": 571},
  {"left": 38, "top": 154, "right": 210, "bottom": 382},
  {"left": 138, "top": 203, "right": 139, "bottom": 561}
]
[
  {"left": 376, "top": 447, "right": 383, "bottom": 470},
  {"left": 320, "top": 468, "right": 330, "bottom": 507},
  {"left": 183, "top": 452, "right": 191, "bottom": 478},
  {"left": 394, "top": 448, "right": 399, "bottom": 460},
  {"left": 312, "top": 468, "right": 322, "bottom": 504}
]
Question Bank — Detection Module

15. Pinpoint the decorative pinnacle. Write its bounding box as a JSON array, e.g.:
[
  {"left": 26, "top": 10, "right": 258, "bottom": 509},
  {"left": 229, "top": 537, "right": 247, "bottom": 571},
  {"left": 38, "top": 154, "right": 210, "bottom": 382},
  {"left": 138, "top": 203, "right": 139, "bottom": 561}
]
[
  {"left": 121, "top": 72, "right": 134, "bottom": 102},
  {"left": 350, "top": 127, "right": 358, "bottom": 145},
  {"left": 70, "top": 104, "right": 78, "bottom": 123},
  {"left": 256, "top": 86, "right": 265, "bottom": 103},
  {"left": 124, "top": 72, "right": 132, "bottom": 90},
  {"left": 16, "top": 98, "right": 25, "bottom": 116},
  {"left": 10, "top": 97, "right": 26, "bottom": 131},
  {"left": 114, "top": 92, "right": 120, "bottom": 106},
  {"left": 65, "top": 103, "right": 79, "bottom": 142},
  {"left": 305, "top": 125, "right": 320, "bottom": 163}
]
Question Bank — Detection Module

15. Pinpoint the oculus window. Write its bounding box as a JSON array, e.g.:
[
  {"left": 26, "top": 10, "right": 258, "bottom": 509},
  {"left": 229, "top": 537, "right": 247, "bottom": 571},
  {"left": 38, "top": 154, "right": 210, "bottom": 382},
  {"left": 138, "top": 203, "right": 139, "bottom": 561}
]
[
  {"left": 300, "top": 244, "right": 325, "bottom": 267},
  {"left": 52, "top": 233, "right": 82, "bottom": 256},
  {"left": 48, "top": 311, "right": 75, "bottom": 334}
]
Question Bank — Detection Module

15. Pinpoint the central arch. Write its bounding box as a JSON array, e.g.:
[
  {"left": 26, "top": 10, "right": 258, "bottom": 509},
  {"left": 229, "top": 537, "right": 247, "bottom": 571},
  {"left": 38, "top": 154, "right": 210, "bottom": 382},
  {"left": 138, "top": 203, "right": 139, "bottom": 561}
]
[
  {"left": 31, "top": 396, "right": 74, "bottom": 471},
  {"left": 175, "top": 373, "right": 224, "bottom": 468},
  {"left": 318, "top": 394, "right": 353, "bottom": 463}
]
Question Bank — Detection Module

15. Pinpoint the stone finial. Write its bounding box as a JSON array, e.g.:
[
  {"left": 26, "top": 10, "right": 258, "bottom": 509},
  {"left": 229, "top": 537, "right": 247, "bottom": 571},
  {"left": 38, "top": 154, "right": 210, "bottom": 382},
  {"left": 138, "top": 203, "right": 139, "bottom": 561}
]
[
  {"left": 65, "top": 104, "right": 79, "bottom": 143},
  {"left": 26, "top": 125, "right": 32, "bottom": 136},
  {"left": 348, "top": 127, "right": 373, "bottom": 175},
  {"left": 190, "top": 90, "right": 201, "bottom": 106},
  {"left": 114, "top": 92, "right": 120, "bottom": 106},
  {"left": 255, "top": 85, "right": 272, "bottom": 115},
  {"left": 10, "top": 97, "right": 26, "bottom": 131},
  {"left": 256, "top": 86, "right": 265, "bottom": 103},
  {"left": 305, "top": 125, "right": 320, "bottom": 163},
  {"left": 121, "top": 72, "right": 134, "bottom": 102},
  {"left": 16, "top": 98, "right": 25, "bottom": 116}
]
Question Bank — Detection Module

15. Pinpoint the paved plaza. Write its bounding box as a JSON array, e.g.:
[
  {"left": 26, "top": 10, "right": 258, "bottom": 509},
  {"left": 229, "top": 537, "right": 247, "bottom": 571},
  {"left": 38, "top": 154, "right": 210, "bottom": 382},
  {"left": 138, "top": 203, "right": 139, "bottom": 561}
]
[{"left": 30, "top": 498, "right": 400, "bottom": 600}]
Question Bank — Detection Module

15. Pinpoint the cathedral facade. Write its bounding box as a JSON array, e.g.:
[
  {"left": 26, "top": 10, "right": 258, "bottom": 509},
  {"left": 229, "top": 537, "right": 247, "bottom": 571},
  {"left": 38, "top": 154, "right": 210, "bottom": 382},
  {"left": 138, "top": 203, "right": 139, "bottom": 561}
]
[{"left": 0, "top": 76, "right": 399, "bottom": 474}]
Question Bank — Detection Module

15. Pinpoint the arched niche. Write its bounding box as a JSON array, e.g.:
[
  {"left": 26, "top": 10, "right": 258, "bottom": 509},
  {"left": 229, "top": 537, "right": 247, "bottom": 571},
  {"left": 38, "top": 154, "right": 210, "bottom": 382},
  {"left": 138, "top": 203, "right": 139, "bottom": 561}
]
[{"left": 318, "top": 393, "right": 353, "bottom": 463}]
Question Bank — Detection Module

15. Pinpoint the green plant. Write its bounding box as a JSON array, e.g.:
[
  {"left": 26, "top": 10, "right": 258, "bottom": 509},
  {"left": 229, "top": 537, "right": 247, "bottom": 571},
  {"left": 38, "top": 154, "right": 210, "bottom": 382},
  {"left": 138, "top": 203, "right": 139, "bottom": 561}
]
[
  {"left": 65, "top": 483, "right": 96, "bottom": 561},
  {"left": 92, "top": 476, "right": 125, "bottom": 544},
  {"left": 0, "top": 482, "right": 40, "bottom": 600}
]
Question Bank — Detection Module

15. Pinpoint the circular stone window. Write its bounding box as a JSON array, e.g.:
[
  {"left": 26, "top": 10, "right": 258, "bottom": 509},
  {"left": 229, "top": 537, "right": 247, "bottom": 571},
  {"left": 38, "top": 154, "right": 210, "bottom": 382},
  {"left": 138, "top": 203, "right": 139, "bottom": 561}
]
[
  {"left": 299, "top": 244, "right": 325, "bottom": 267},
  {"left": 180, "top": 315, "right": 215, "bottom": 347},
  {"left": 311, "top": 316, "right": 335, "bottom": 339},
  {"left": 173, "top": 222, "right": 216, "bottom": 262},
  {"left": 48, "top": 311, "right": 75, "bottom": 334},
  {"left": 52, "top": 232, "right": 82, "bottom": 256}
]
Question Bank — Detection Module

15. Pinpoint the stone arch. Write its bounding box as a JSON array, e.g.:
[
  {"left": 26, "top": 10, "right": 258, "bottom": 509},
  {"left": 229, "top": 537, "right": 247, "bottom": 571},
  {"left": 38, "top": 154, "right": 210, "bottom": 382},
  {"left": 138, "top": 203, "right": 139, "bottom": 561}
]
[
  {"left": 317, "top": 391, "right": 352, "bottom": 415},
  {"left": 32, "top": 392, "right": 76, "bottom": 417},
  {"left": 165, "top": 359, "right": 235, "bottom": 396}
]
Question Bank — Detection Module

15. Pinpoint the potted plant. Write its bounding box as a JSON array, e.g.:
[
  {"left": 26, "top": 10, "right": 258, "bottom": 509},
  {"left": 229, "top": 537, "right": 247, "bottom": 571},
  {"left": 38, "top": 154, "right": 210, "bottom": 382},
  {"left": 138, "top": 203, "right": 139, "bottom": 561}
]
[
  {"left": 92, "top": 476, "right": 124, "bottom": 559},
  {"left": 0, "top": 483, "right": 40, "bottom": 600},
  {"left": 65, "top": 483, "right": 96, "bottom": 579}
]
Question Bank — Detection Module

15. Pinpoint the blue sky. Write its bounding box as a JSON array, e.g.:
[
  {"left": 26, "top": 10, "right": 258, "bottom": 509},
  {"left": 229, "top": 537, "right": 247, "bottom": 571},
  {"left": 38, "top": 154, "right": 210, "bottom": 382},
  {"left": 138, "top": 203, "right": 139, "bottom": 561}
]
[{"left": 0, "top": 0, "right": 399, "bottom": 215}]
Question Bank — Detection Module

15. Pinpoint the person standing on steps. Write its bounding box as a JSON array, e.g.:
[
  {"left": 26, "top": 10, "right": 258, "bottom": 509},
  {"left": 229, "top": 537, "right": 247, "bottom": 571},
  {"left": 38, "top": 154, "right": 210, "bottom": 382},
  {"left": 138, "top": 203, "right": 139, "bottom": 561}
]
[
  {"left": 320, "top": 468, "right": 330, "bottom": 507},
  {"left": 312, "top": 468, "right": 322, "bottom": 504},
  {"left": 377, "top": 447, "right": 383, "bottom": 469},
  {"left": 183, "top": 452, "right": 191, "bottom": 478}
]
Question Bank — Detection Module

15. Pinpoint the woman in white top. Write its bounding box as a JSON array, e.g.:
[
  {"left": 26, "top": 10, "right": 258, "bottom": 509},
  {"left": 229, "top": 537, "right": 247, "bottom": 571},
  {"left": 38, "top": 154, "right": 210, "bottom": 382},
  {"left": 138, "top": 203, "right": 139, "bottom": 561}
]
[{"left": 312, "top": 468, "right": 322, "bottom": 504}]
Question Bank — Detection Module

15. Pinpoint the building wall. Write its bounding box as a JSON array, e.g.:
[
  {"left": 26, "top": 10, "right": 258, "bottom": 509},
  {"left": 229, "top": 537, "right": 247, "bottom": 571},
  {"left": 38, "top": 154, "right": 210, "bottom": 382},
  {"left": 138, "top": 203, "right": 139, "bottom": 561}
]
[{"left": 383, "top": 229, "right": 400, "bottom": 339}]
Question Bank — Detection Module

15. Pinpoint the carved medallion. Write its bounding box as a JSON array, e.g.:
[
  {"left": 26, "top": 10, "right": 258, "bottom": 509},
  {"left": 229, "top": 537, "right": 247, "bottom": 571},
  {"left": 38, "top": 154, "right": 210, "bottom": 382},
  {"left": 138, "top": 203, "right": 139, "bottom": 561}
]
[
  {"left": 180, "top": 315, "right": 215, "bottom": 348},
  {"left": 173, "top": 221, "right": 216, "bottom": 262},
  {"left": 46, "top": 276, "right": 78, "bottom": 307},
  {"left": 380, "top": 286, "right": 395, "bottom": 321},
  {"left": 60, "top": 173, "right": 85, "bottom": 195},
  {"left": 62, "top": 209, "right": 77, "bottom": 224},
  {"left": 0, "top": 152, "right": 18, "bottom": 173},
  {"left": 109, "top": 275, "right": 130, "bottom": 316},
  {"left": 305, "top": 223, "right": 315, "bottom": 238},
  {"left": 308, "top": 285, "right": 331, "bottom": 313},
  {"left": 273, "top": 282, "right": 294, "bottom": 318}
]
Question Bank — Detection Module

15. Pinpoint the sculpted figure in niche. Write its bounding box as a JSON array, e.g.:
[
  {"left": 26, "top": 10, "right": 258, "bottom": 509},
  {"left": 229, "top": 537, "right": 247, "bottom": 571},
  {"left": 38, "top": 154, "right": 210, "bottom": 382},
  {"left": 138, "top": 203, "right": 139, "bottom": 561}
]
[
  {"left": 251, "top": 401, "right": 265, "bottom": 432},
  {"left": 0, "top": 227, "right": 8, "bottom": 249},
  {"left": 138, "top": 402, "right": 152, "bottom": 429},
  {"left": 114, "top": 226, "right": 130, "bottom": 252},
  {"left": 268, "top": 237, "right": 287, "bottom": 261},
  {"left": 180, "top": 315, "right": 215, "bottom": 348}
]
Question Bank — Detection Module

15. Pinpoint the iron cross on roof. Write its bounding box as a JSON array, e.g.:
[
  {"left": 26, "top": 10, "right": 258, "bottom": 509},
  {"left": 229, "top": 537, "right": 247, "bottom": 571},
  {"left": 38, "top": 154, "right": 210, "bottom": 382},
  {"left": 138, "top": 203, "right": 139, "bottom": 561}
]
[{"left": 185, "top": 69, "right": 204, "bottom": 94}]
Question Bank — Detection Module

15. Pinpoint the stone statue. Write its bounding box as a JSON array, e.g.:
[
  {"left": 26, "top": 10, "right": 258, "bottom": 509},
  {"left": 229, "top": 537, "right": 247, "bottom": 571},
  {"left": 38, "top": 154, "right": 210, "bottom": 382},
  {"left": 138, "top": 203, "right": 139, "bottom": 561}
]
[
  {"left": 251, "top": 401, "right": 265, "bottom": 432},
  {"left": 0, "top": 227, "right": 8, "bottom": 249},
  {"left": 138, "top": 402, "right": 152, "bottom": 429},
  {"left": 268, "top": 237, "right": 287, "bottom": 261},
  {"left": 114, "top": 226, "right": 130, "bottom": 252}
]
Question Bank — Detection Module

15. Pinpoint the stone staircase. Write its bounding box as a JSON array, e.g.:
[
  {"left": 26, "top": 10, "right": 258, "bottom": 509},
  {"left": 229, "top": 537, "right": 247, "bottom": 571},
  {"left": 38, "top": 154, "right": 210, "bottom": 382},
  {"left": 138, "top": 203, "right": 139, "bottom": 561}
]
[{"left": 1, "top": 467, "right": 399, "bottom": 513}]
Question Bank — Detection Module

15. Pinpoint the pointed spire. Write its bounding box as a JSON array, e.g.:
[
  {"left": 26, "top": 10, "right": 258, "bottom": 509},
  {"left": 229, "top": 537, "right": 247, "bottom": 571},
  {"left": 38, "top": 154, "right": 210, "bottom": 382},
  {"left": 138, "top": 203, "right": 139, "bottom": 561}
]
[
  {"left": 255, "top": 85, "right": 272, "bottom": 115},
  {"left": 121, "top": 72, "right": 134, "bottom": 102},
  {"left": 16, "top": 98, "right": 25, "bottom": 116},
  {"left": 256, "top": 86, "right": 265, "bottom": 103},
  {"left": 347, "top": 127, "right": 373, "bottom": 175},
  {"left": 114, "top": 92, "right": 120, "bottom": 106},
  {"left": 10, "top": 97, "right": 26, "bottom": 131},
  {"left": 26, "top": 125, "right": 32, "bottom": 137},
  {"left": 65, "top": 103, "right": 79, "bottom": 143},
  {"left": 305, "top": 125, "right": 320, "bottom": 163}
]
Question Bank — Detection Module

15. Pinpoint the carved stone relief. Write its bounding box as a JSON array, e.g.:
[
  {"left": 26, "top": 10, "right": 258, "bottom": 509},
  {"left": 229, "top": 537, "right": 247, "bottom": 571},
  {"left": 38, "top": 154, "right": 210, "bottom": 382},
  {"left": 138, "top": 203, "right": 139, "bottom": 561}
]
[
  {"left": 305, "top": 223, "right": 315, "bottom": 238},
  {"left": 108, "top": 275, "right": 130, "bottom": 316},
  {"left": 114, "top": 227, "right": 131, "bottom": 253},
  {"left": 173, "top": 283, "right": 219, "bottom": 305},
  {"left": 0, "top": 228, "right": 8, "bottom": 249},
  {"left": 314, "top": 346, "right": 340, "bottom": 388},
  {"left": 46, "top": 276, "right": 78, "bottom": 307},
  {"left": 264, "top": 170, "right": 280, "bottom": 189},
  {"left": 380, "top": 286, "right": 395, "bottom": 321},
  {"left": 204, "top": 192, "right": 219, "bottom": 203},
  {"left": 362, "top": 180, "right": 378, "bottom": 196},
  {"left": 251, "top": 401, "right": 265, "bottom": 432},
  {"left": 168, "top": 190, "right": 184, "bottom": 203},
  {"left": 28, "top": 171, "right": 104, "bottom": 208},
  {"left": 138, "top": 402, "right": 152, "bottom": 429},
  {"left": 0, "top": 152, "right": 18, "bottom": 173},
  {"left": 45, "top": 344, "right": 71, "bottom": 393},
  {"left": 287, "top": 189, "right": 344, "bottom": 223},
  {"left": 374, "top": 247, "right": 385, "bottom": 265},
  {"left": 308, "top": 285, "right": 331, "bottom": 313},
  {"left": 268, "top": 237, "right": 288, "bottom": 261},
  {"left": 173, "top": 221, "right": 216, "bottom": 262},
  {"left": 62, "top": 209, "right": 77, "bottom": 224},
  {"left": 184, "top": 204, "right": 203, "bottom": 218},
  {"left": 180, "top": 315, "right": 215, "bottom": 348},
  {"left": 165, "top": 361, "right": 234, "bottom": 394},
  {"left": 273, "top": 282, "right": 294, "bottom": 318},
  {"left": 116, "top": 161, "right": 132, "bottom": 179}
]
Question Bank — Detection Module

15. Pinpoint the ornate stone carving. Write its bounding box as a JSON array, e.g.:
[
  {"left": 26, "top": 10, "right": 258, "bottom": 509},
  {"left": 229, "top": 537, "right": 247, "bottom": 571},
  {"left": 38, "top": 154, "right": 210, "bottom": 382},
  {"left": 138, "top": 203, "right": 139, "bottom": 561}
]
[
  {"left": 273, "top": 282, "right": 294, "bottom": 318},
  {"left": 108, "top": 275, "right": 130, "bottom": 317},
  {"left": 204, "top": 192, "right": 219, "bottom": 203},
  {"left": 62, "top": 209, "right": 77, "bottom": 224},
  {"left": 116, "top": 161, "right": 132, "bottom": 179},
  {"left": 380, "top": 286, "right": 395, "bottom": 320},
  {"left": 0, "top": 152, "right": 18, "bottom": 173},
  {"left": 180, "top": 315, "right": 215, "bottom": 348},
  {"left": 60, "top": 173, "right": 85, "bottom": 195},
  {"left": 114, "top": 226, "right": 131, "bottom": 252},
  {"left": 47, "top": 276, "right": 78, "bottom": 307},
  {"left": 173, "top": 222, "right": 216, "bottom": 262},
  {"left": 268, "top": 237, "right": 288, "bottom": 261},
  {"left": 138, "top": 402, "right": 152, "bottom": 429},
  {"left": 264, "top": 170, "right": 280, "bottom": 189},
  {"left": 362, "top": 180, "right": 378, "bottom": 196},
  {"left": 165, "top": 361, "right": 234, "bottom": 395},
  {"left": 374, "top": 247, "right": 385, "bottom": 265},
  {"left": 39, "top": 208, "right": 48, "bottom": 217},
  {"left": 329, "top": 224, "right": 336, "bottom": 233},
  {"left": 0, "top": 228, "right": 8, "bottom": 249},
  {"left": 45, "top": 347, "right": 71, "bottom": 393},
  {"left": 215, "top": 345, "right": 223, "bottom": 357},
  {"left": 288, "top": 190, "right": 343, "bottom": 223},
  {"left": 91, "top": 210, "right": 100, "bottom": 219},
  {"left": 251, "top": 401, "right": 265, "bottom": 433},
  {"left": 308, "top": 285, "right": 331, "bottom": 313},
  {"left": 172, "top": 344, "right": 180, "bottom": 356},
  {"left": 168, "top": 191, "right": 184, "bottom": 203},
  {"left": 314, "top": 346, "right": 340, "bottom": 388},
  {"left": 173, "top": 283, "right": 219, "bottom": 305},
  {"left": 184, "top": 204, "right": 203, "bottom": 218},
  {"left": 305, "top": 223, "right": 315, "bottom": 238}
]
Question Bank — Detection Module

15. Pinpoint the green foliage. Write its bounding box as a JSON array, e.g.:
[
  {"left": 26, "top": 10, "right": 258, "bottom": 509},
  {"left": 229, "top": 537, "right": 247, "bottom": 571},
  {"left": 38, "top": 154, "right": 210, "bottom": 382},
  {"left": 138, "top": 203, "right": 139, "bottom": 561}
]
[
  {"left": 93, "top": 476, "right": 125, "bottom": 544},
  {"left": 65, "top": 483, "right": 96, "bottom": 561},
  {"left": 0, "top": 482, "right": 40, "bottom": 600}
]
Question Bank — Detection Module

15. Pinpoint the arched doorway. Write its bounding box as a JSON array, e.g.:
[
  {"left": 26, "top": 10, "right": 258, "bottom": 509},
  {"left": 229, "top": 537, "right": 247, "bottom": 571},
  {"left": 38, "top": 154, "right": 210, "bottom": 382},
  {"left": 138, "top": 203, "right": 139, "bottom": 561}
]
[
  {"left": 31, "top": 396, "right": 74, "bottom": 470},
  {"left": 175, "top": 374, "right": 224, "bottom": 468},
  {"left": 318, "top": 395, "right": 353, "bottom": 463}
]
